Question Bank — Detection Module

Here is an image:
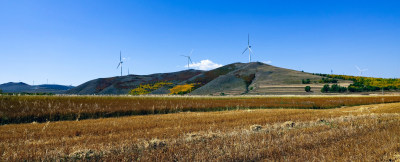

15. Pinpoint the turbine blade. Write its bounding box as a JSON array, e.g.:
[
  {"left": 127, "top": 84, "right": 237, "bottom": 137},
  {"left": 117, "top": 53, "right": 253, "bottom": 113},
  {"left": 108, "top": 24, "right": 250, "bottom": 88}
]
[
  {"left": 189, "top": 57, "right": 193, "bottom": 64},
  {"left": 120, "top": 51, "right": 122, "bottom": 61},
  {"left": 190, "top": 49, "right": 194, "bottom": 55},
  {"left": 117, "top": 63, "right": 121, "bottom": 69},
  {"left": 249, "top": 47, "right": 253, "bottom": 53},
  {"left": 242, "top": 48, "right": 248, "bottom": 54}
]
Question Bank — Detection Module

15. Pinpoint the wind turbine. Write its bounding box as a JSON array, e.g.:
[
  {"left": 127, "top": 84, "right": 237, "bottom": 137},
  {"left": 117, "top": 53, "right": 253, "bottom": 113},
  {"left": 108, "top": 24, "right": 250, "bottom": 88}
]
[
  {"left": 181, "top": 49, "right": 193, "bottom": 70},
  {"left": 116, "top": 51, "right": 124, "bottom": 76},
  {"left": 242, "top": 34, "right": 253, "bottom": 63},
  {"left": 355, "top": 65, "right": 368, "bottom": 76}
]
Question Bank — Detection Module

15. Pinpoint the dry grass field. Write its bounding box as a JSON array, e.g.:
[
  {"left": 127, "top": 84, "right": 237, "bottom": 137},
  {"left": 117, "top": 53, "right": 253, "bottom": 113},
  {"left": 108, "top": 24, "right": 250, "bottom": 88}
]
[
  {"left": 2, "top": 95, "right": 400, "bottom": 124},
  {"left": 1, "top": 95, "right": 400, "bottom": 161}
]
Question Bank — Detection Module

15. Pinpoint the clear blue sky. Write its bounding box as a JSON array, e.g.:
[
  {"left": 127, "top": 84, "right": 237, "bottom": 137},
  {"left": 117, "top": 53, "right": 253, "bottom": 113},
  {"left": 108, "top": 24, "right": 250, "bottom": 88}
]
[{"left": 1, "top": 0, "right": 399, "bottom": 86}]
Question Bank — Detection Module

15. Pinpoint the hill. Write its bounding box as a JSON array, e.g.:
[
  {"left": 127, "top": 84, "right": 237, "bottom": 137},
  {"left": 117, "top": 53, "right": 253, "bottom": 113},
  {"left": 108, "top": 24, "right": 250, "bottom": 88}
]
[
  {"left": 67, "top": 62, "right": 352, "bottom": 95},
  {"left": 0, "top": 82, "right": 74, "bottom": 94},
  {"left": 190, "top": 62, "right": 352, "bottom": 95},
  {"left": 66, "top": 69, "right": 203, "bottom": 95}
]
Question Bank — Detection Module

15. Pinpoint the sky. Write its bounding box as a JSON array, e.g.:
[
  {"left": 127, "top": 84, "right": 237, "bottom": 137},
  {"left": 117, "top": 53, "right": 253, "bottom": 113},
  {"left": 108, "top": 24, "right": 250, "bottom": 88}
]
[{"left": 1, "top": 0, "right": 400, "bottom": 86}]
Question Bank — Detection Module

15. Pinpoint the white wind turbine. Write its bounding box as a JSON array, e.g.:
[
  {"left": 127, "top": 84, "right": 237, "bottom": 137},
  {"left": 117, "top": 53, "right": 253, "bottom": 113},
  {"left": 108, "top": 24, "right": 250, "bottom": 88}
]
[
  {"left": 242, "top": 34, "right": 253, "bottom": 63},
  {"left": 181, "top": 49, "right": 193, "bottom": 70},
  {"left": 355, "top": 65, "right": 368, "bottom": 76},
  {"left": 116, "top": 51, "right": 124, "bottom": 76}
]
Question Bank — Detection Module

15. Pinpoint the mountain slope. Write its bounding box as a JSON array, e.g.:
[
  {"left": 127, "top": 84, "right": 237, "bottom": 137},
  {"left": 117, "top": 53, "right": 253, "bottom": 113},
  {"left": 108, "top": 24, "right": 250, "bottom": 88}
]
[
  {"left": 66, "top": 69, "right": 203, "bottom": 95},
  {"left": 190, "top": 62, "right": 333, "bottom": 95},
  {"left": 0, "top": 82, "right": 74, "bottom": 93},
  {"left": 67, "top": 62, "right": 352, "bottom": 95}
]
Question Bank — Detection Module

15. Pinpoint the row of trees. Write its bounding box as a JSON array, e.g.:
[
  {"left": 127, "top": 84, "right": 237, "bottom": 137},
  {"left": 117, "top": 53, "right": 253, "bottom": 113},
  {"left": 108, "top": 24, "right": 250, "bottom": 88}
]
[
  {"left": 302, "top": 78, "right": 338, "bottom": 84},
  {"left": 312, "top": 73, "right": 400, "bottom": 93},
  {"left": 327, "top": 74, "right": 400, "bottom": 92},
  {"left": 319, "top": 78, "right": 338, "bottom": 83},
  {"left": 321, "top": 84, "right": 347, "bottom": 93}
]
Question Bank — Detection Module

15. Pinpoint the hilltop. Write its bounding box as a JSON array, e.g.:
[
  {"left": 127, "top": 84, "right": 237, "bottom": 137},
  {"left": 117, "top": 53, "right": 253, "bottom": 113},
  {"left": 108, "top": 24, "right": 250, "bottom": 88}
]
[
  {"left": 66, "top": 62, "right": 352, "bottom": 95},
  {"left": 0, "top": 82, "right": 74, "bottom": 94}
]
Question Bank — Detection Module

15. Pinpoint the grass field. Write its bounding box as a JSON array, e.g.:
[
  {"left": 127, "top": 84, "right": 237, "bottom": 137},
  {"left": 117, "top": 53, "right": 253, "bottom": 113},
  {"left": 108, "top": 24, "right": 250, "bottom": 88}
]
[
  {"left": 2, "top": 95, "right": 400, "bottom": 124},
  {"left": 1, "top": 95, "right": 400, "bottom": 161}
]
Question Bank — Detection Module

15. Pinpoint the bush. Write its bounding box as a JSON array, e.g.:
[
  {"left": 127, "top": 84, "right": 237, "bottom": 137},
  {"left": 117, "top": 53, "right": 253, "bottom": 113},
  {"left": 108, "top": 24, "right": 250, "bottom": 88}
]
[
  {"left": 169, "top": 83, "right": 199, "bottom": 95},
  {"left": 129, "top": 81, "right": 173, "bottom": 95},
  {"left": 302, "top": 79, "right": 311, "bottom": 84},
  {"left": 330, "top": 84, "right": 340, "bottom": 92},
  {"left": 319, "top": 78, "right": 338, "bottom": 83},
  {"left": 305, "top": 86, "right": 311, "bottom": 92},
  {"left": 321, "top": 84, "right": 330, "bottom": 93},
  {"left": 321, "top": 84, "right": 347, "bottom": 93},
  {"left": 0, "top": 89, "right": 2, "bottom": 94}
]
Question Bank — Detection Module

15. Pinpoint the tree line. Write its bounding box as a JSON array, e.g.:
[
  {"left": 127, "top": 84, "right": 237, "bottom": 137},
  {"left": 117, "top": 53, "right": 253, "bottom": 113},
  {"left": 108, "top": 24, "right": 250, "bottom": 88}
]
[{"left": 305, "top": 74, "right": 400, "bottom": 93}]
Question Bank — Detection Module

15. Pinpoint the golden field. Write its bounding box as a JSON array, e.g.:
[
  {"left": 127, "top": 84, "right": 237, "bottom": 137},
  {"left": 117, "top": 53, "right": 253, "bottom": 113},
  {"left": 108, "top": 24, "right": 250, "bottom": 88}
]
[
  {"left": 2, "top": 95, "right": 400, "bottom": 124},
  {"left": 0, "top": 95, "right": 400, "bottom": 161}
]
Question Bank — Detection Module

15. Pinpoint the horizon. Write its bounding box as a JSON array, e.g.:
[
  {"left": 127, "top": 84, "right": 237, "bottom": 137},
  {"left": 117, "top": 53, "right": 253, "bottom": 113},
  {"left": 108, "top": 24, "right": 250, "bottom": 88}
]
[{"left": 1, "top": 1, "right": 400, "bottom": 86}]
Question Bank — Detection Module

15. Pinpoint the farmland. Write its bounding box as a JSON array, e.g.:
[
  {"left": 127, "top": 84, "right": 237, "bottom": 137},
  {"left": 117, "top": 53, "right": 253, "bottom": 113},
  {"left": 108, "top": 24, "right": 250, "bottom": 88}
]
[
  {"left": 2, "top": 95, "right": 400, "bottom": 124},
  {"left": 1, "top": 95, "right": 400, "bottom": 161}
]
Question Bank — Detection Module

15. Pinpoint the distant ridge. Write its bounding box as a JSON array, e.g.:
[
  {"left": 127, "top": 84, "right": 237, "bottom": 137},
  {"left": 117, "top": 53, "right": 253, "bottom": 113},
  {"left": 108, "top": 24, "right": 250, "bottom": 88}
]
[
  {"left": 66, "top": 69, "right": 203, "bottom": 95},
  {"left": 0, "top": 82, "right": 74, "bottom": 94},
  {"left": 66, "top": 62, "right": 352, "bottom": 95}
]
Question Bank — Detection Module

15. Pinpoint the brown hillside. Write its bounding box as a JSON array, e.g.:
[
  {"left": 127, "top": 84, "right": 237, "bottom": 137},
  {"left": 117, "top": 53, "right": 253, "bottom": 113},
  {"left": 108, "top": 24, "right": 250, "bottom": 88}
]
[
  {"left": 190, "top": 62, "right": 352, "bottom": 95},
  {"left": 67, "top": 62, "right": 352, "bottom": 95}
]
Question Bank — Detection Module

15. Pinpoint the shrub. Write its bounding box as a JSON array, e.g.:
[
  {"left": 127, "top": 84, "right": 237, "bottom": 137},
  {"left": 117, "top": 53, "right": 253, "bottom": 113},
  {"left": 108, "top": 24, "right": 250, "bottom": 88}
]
[
  {"left": 305, "top": 86, "right": 311, "bottom": 92},
  {"left": 129, "top": 87, "right": 150, "bottom": 95},
  {"left": 169, "top": 83, "right": 199, "bottom": 95},
  {"left": 302, "top": 79, "right": 311, "bottom": 84},
  {"left": 129, "top": 81, "right": 173, "bottom": 95},
  {"left": 319, "top": 78, "right": 338, "bottom": 83},
  {"left": 321, "top": 84, "right": 347, "bottom": 93},
  {"left": 321, "top": 84, "right": 330, "bottom": 93}
]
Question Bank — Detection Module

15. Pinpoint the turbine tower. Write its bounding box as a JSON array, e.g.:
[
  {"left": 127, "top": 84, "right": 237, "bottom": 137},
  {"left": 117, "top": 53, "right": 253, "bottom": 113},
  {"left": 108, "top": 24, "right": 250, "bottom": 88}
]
[
  {"left": 117, "top": 51, "right": 124, "bottom": 76},
  {"left": 355, "top": 65, "right": 368, "bottom": 76},
  {"left": 242, "top": 34, "right": 253, "bottom": 63},
  {"left": 181, "top": 50, "right": 193, "bottom": 70}
]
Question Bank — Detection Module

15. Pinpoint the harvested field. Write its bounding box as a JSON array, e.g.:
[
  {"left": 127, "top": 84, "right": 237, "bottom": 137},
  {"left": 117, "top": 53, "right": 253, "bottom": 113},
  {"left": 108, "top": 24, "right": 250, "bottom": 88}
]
[
  {"left": 1, "top": 101, "right": 399, "bottom": 161},
  {"left": 1, "top": 95, "right": 400, "bottom": 124}
]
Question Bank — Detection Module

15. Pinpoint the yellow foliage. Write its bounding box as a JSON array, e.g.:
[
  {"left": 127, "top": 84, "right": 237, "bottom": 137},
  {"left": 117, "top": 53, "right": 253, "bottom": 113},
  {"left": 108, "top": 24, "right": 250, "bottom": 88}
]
[
  {"left": 129, "top": 81, "right": 173, "bottom": 95},
  {"left": 329, "top": 74, "right": 400, "bottom": 88},
  {"left": 169, "top": 83, "right": 198, "bottom": 94},
  {"left": 129, "top": 87, "right": 150, "bottom": 95}
]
